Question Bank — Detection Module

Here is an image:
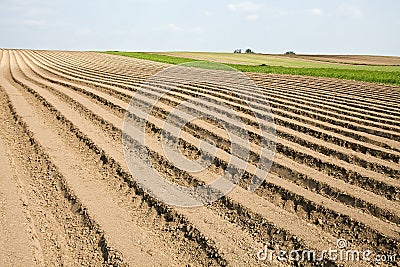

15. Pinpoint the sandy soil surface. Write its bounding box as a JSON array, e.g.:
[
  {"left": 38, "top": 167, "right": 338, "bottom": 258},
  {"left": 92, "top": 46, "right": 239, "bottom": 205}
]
[
  {"left": 155, "top": 52, "right": 400, "bottom": 67},
  {"left": 0, "top": 49, "right": 399, "bottom": 266},
  {"left": 289, "top": 54, "right": 400, "bottom": 66}
]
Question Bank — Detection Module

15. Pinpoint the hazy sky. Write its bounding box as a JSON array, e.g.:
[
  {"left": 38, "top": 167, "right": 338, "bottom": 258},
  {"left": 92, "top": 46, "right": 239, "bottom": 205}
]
[{"left": 0, "top": 0, "right": 399, "bottom": 55}]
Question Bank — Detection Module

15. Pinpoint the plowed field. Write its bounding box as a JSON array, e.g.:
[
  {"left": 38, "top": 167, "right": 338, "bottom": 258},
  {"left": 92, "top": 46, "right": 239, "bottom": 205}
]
[{"left": 1, "top": 49, "right": 399, "bottom": 266}]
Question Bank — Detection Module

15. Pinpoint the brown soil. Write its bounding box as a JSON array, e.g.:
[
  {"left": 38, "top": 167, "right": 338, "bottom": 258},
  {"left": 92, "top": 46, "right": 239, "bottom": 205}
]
[{"left": 0, "top": 49, "right": 399, "bottom": 266}]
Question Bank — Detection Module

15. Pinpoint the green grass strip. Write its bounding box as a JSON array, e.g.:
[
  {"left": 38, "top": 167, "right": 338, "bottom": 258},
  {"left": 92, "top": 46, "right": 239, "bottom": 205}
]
[{"left": 102, "top": 51, "right": 400, "bottom": 86}]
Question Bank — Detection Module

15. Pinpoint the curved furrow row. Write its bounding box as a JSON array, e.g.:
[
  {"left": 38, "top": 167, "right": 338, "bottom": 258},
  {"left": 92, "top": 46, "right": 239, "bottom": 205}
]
[
  {"left": 10, "top": 49, "right": 400, "bottom": 258},
  {"left": 45, "top": 51, "right": 400, "bottom": 118},
  {"left": 20, "top": 50, "right": 397, "bottom": 205},
  {"left": 36, "top": 50, "right": 400, "bottom": 120},
  {"left": 5, "top": 49, "right": 400, "bottom": 266},
  {"left": 22, "top": 50, "right": 398, "bottom": 172},
  {"left": 4, "top": 49, "right": 354, "bottom": 266},
  {"left": 255, "top": 83, "right": 400, "bottom": 128},
  {"left": 251, "top": 73, "right": 400, "bottom": 103},
  {"left": 250, "top": 74, "right": 400, "bottom": 117},
  {"left": 3, "top": 50, "right": 282, "bottom": 266},
  {"left": 43, "top": 50, "right": 400, "bottom": 120},
  {"left": 30, "top": 51, "right": 400, "bottom": 151},
  {"left": 24, "top": 50, "right": 400, "bottom": 160}
]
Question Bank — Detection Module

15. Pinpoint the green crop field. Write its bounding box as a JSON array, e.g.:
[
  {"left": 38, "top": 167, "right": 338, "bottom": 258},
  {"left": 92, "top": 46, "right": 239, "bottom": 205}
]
[
  {"left": 103, "top": 51, "right": 400, "bottom": 86},
  {"left": 152, "top": 52, "right": 400, "bottom": 71}
]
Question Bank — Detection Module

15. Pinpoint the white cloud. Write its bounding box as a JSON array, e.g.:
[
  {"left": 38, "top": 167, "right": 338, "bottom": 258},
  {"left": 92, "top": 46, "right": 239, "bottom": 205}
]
[
  {"left": 310, "top": 8, "right": 323, "bottom": 16},
  {"left": 204, "top": 11, "right": 212, "bottom": 17},
  {"left": 167, "top": 23, "right": 183, "bottom": 32},
  {"left": 228, "top": 1, "right": 263, "bottom": 21},
  {"left": 227, "top": 1, "right": 261, "bottom": 12},
  {"left": 338, "top": 4, "right": 362, "bottom": 18}
]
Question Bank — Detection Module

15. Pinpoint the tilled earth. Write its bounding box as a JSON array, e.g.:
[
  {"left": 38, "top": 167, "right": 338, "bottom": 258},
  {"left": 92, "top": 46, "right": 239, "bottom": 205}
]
[{"left": 0, "top": 49, "right": 399, "bottom": 266}]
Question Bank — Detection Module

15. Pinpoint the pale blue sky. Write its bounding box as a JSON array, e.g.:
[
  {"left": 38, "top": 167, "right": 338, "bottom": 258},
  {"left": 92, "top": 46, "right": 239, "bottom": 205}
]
[{"left": 0, "top": 0, "right": 399, "bottom": 55}]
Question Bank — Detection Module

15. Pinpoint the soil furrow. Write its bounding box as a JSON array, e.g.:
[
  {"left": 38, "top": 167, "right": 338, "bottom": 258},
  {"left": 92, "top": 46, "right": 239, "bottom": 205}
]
[{"left": 11, "top": 51, "right": 400, "bottom": 258}]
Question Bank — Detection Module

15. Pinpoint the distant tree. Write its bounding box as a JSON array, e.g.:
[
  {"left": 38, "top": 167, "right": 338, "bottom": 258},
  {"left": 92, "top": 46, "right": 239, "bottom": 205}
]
[
  {"left": 245, "top": 48, "right": 255, "bottom": 54},
  {"left": 285, "top": 51, "right": 296, "bottom": 55},
  {"left": 234, "top": 49, "right": 242, "bottom": 53}
]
